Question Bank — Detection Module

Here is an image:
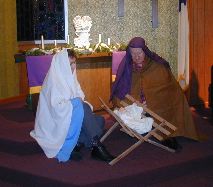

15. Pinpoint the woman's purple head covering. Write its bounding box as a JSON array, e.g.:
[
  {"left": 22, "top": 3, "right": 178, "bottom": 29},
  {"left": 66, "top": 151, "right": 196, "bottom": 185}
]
[{"left": 110, "top": 37, "right": 170, "bottom": 101}]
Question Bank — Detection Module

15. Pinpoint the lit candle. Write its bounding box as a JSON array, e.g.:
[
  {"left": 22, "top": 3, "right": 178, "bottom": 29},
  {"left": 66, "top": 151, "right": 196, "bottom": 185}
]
[
  {"left": 67, "top": 35, "right": 70, "bottom": 45},
  {"left": 98, "top": 34, "right": 102, "bottom": 43},
  {"left": 54, "top": 40, "right": 57, "bottom": 47},
  {"left": 107, "top": 38, "right": 111, "bottom": 46},
  {"left": 41, "top": 35, "right": 44, "bottom": 49}
]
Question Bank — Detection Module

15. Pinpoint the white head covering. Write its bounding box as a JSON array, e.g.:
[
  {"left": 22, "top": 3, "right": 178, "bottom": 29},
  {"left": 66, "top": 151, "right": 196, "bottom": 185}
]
[{"left": 30, "top": 49, "right": 85, "bottom": 158}]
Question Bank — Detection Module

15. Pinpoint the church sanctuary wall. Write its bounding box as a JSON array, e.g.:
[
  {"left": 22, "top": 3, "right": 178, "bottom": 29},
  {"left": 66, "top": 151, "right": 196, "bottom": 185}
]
[
  {"left": 0, "top": 0, "right": 178, "bottom": 99},
  {"left": 0, "top": 0, "right": 20, "bottom": 99},
  {"left": 68, "top": 0, "right": 178, "bottom": 75}
]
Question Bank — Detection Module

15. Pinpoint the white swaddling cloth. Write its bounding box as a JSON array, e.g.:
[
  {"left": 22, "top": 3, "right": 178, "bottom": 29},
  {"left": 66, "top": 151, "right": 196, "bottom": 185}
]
[{"left": 114, "top": 103, "right": 153, "bottom": 134}]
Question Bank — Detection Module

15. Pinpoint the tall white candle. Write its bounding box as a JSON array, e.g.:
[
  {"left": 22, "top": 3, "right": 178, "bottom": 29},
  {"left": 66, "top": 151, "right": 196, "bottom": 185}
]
[
  {"left": 54, "top": 40, "right": 57, "bottom": 47},
  {"left": 41, "top": 35, "right": 44, "bottom": 49},
  {"left": 67, "top": 35, "right": 70, "bottom": 45},
  {"left": 98, "top": 34, "right": 102, "bottom": 43},
  {"left": 107, "top": 38, "right": 111, "bottom": 46}
]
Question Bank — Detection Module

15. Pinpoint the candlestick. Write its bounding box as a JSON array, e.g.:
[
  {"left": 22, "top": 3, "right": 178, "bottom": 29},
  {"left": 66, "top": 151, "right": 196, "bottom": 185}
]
[
  {"left": 67, "top": 35, "right": 70, "bottom": 45},
  {"left": 107, "top": 38, "right": 111, "bottom": 46},
  {"left": 41, "top": 35, "right": 44, "bottom": 49},
  {"left": 98, "top": 34, "right": 102, "bottom": 43},
  {"left": 54, "top": 40, "right": 57, "bottom": 47}
]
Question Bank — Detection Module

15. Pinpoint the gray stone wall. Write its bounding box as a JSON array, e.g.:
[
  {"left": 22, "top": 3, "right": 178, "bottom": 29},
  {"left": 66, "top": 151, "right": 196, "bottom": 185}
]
[{"left": 68, "top": 0, "right": 178, "bottom": 75}]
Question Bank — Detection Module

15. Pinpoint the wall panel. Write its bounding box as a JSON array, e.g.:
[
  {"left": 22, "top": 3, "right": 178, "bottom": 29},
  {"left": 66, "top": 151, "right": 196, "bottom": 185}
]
[{"left": 189, "top": 0, "right": 213, "bottom": 107}]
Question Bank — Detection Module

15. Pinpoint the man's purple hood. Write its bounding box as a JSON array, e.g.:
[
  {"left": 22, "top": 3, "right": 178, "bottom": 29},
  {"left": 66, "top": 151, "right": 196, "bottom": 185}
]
[{"left": 110, "top": 37, "right": 170, "bottom": 101}]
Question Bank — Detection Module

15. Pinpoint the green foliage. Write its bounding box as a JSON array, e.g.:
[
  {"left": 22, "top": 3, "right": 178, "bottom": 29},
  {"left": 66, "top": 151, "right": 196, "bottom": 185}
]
[
  {"left": 25, "top": 49, "right": 46, "bottom": 56},
  {"left": 25, "top": 42, "right": 127, "bottom": 56}
]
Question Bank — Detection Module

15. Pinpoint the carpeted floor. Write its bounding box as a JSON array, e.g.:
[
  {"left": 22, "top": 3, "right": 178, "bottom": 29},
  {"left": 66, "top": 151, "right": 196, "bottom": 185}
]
[{"left": 0, "top": 100, "right": 212, "bottom": 187}]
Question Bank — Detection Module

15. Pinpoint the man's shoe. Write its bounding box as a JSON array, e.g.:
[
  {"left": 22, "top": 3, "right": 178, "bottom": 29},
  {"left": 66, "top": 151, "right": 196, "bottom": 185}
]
[
  {"left": 91, "top": 144, "right": 115, "bottom": 162},
  {"left": 70, "top": 151, "right": 82, "bottom": 161},
  {"left": 73, "top": 142, "right": 84, "bottom": 152},
  {"left": 70, "top": 144, "right": 84, "bottom": 161},
  {"left": 161, "top": 137, "right": 182, "bottom": 151}
]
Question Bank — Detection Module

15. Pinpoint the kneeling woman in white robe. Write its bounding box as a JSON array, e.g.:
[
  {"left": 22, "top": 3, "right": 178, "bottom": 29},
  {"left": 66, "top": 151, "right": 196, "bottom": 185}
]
[{"left": 30, "top": 49, "right": 114, "bottom": 162}]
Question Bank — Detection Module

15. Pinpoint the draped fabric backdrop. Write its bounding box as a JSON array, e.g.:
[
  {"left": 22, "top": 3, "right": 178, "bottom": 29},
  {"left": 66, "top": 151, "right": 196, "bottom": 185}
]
[
  {"left": 178, "top": 0, "right": 189, "bottom": 91},
  {"left": 0, "top": 0, "right": 19, "bottom": 98}
]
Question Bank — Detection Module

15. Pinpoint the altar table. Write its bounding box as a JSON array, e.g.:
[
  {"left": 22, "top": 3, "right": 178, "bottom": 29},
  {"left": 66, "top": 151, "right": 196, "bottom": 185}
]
[
  {"left": 15, "top": 51, "right": 126, "bottom": 111},
  {"left": 25, "top": 53, "right": 112, "bottom": 111},
  {"left": 112, "top": 51, "right": 126, "bottom": 81}
]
